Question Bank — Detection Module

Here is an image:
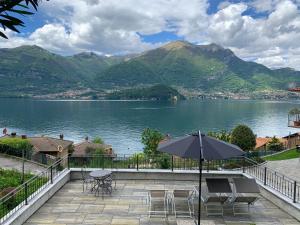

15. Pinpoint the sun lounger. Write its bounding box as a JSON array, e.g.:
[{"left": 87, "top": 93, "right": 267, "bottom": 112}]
[
  {"left": 202, "top": 178, "right": 233, "bottom": 216},
  {"left": 171, "top": 190, "right": 193, "bottom": 218},
  {"left": 230, "top": 178, "right": 260, "bottom": 215}
]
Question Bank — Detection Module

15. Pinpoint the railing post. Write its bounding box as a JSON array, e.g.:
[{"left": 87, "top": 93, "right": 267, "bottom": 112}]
[
  {"left": 25, "top": 182, "right": 28, "bottom": 205},
  {"left": 67, "top": 154, "right": 70, "bottom": 170},
  {"left": 102, "top": 155, "right": 104, "bottom": 170},
  {"left": 50, "top": 166, "right": 53, "bottom": 184},
  {"left": 207, "top": 161, "right": 210, "bottom": 172},
  {"left": 242, "top": 157, "right": 245, "bottom": 173},
  {"left": 136, "top": 154, "right": 139, "bottom": 171},
  {"left": 293, "top": 181, "right": 297, "bottom": 203},
  {"left": 264, "top": 167, "right": 267, "bottom": 185},
  {"left": 171, "top": 155, "right": 174, "bottom": 172}
]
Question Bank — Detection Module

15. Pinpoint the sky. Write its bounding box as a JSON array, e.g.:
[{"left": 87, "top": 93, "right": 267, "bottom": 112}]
[{"left": 1, "top": 0, "right": 300, "bottom": 70}]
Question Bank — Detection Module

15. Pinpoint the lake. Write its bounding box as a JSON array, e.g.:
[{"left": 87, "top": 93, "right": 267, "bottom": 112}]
[{"left": 0, "top": 98, "right": 299, "bottom": 154}]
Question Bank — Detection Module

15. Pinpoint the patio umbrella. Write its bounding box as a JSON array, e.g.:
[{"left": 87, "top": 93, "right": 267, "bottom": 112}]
[{"left": 158, "top": 130, "right": 244, "bottom": 225}]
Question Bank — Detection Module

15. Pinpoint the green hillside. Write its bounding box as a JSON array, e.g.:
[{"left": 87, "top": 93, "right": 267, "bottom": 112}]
[
  {"left": 0, "top": 41, "right": 299, "bottom": 98},
  {"left": 0, "top": 46, "right": 123, "bottom": 96},
  {"left": 97, "top": 41, "right": 300, "bottom": 93}
]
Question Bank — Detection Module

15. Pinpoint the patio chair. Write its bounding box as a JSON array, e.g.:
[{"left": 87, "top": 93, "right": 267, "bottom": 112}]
[
  {"left": 148, "top": 190, "right": 168, "bottom": 218},
  {"left": 201, "top": 178, "right": 233, "bottom": 216},
  {"left": 81, "top": 167, "right": 94, "bottom": 192},
  {"left": 171, "top": 190, "right": 193, "bottom": 218},
  {"left": 229, "top": 178, "right": 260, "bottom": 215},
  {"left": 95, "top": 175, "right": 113, "bottom": 196}
]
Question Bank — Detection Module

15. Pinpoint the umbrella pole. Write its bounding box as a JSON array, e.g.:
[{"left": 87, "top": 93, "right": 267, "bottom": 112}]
[
  {"left": 198, "top": 158, "right": 202, "bottom": 225},
  {"left": 198, "top": 130, "right": 203, "bottom": 225}
]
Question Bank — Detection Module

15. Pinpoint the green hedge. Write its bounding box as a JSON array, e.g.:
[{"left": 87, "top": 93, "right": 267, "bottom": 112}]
[{"left": 0, "top": 138, "right": 33, "bottom": 159}]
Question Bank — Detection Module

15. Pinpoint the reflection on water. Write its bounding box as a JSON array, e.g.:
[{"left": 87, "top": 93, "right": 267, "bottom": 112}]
[{"left": 0, "top": 98, "right": 299, "bottom": 154}]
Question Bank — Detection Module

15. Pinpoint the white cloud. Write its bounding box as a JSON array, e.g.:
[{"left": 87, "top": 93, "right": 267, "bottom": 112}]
[
  {"left": 0, "top": 0, "right": 300, "bottom": 70},
  {"left": 202, "top": 0, "right": 300, "bottom": 70}
]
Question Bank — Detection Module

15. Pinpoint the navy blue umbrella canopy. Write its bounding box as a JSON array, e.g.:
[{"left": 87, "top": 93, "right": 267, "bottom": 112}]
[{"left": 158, "top": 132, "right": 244, "bottom": 160}]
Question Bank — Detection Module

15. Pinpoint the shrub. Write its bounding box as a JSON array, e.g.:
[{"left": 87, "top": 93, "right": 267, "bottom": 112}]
[
  {"left": 156, "top": 153, "right": 171, "bottom": 169},
  {"left": 231, "top": 125, "right": 256, "bottom": 151},
  {"left": 92, "top": 137, "right": 104, "bottom": 144},
  {"left": 0, "top": 138, "right": 33, "bottom": 158},
  {"left": 267, "top": 136, "right": 284, "bottom": 151}
]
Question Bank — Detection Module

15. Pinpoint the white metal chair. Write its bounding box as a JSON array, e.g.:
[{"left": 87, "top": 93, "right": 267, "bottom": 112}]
[
  {"left": 171, "top": 190, "right": 193, "bottom": 218},
  {"left": 148, "top": 190, "right": 168, "bottom": 218}
]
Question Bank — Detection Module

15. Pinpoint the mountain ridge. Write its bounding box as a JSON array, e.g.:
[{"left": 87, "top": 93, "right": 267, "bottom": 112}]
[{"left": 0, "top": 41, "right": 299, "bottom": 98}]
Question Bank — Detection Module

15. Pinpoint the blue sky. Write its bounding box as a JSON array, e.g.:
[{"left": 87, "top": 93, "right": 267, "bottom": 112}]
[{"left": 1, "top": 0, "right": 300, "bottom": 70}]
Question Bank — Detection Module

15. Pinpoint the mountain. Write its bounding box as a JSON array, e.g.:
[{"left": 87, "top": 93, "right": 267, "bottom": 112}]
[
  {"left": 0, "top": 46, "right": 125, "bottom": 96},
  {"left": 67, "top": 52, "right": 126, "bottom": 80},
  {"left": 96, "top": 41, "right": 300, "bottom": 93},
  {"left": 0, "top": 41, "right": 299, "bottom": 98}
]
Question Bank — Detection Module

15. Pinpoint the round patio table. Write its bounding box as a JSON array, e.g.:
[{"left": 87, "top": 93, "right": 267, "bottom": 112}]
[
  {"left": 89, "top": 170, "right": 112, "bottom": 196},
  {"left": 89, "top": 170, "right": 112, "bottom": 179}
]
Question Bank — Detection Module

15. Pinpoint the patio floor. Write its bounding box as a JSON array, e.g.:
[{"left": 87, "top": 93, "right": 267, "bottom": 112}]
[{"left": 24, "top": 180, "right": 299, "bottom": 225}]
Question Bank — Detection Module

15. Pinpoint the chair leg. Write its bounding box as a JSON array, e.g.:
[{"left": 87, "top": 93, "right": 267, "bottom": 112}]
[
  {"left": 188, "top": 200, "right": 192, "bottom": 218},
  {"left": 174, "top": 200, "right": 177, "bottom": 218},
  {"left": 148, "top": 196, "right": 151, "bottom": 218},
  {"left": 164, "top": 198, "right": 167, "bottom": 218}
]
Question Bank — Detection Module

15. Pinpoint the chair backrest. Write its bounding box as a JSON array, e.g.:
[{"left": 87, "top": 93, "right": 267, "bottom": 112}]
[
  {"left": 150, "top": 190, "right": 166, "bottom": 198},
  {"left": 206, "top": 178, "right": 232, "bottom": 194},
  {"left": 173, "top": 190, "right": 190, "bottom": 198},
  {"left": 233, "top": 178, "right": 260, "bottom": 194},
  {"left": 104, "top": 176, "right": 112, "bottom": 184}
]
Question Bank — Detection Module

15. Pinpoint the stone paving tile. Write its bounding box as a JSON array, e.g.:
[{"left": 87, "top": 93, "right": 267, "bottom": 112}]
[
  {"left": 83, "top": 214, "right": 112, "bottom": 224},
  {"left": 24, "top": 179, "right": 300, "bottom": 225},
  {"left": 111, "top": 217, "right": 139, "bottom": 225},
  {"left": 26, "top": 213, "right": 59, "bottom": 224},
  {"left": 52, "top": 204, "right": 80, "bottom": 213},
  {"left": 76, "top": 204, "right": 105, "bottom": 213},
  {"left": 55, "top": 213, "right": 86, "bottom": 223}
]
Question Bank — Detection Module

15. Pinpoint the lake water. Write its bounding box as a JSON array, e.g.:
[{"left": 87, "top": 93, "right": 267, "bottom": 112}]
[{"left": 0, "top": 98, "right": 299, "bottom": 154}]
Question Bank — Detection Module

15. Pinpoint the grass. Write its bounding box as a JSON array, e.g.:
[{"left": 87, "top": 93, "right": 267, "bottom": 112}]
[
  {"left": 0, "top": 168, "right": 34, "bottom": 191},
  {"left": 0, "top": 168, "right": 48, "bottom": 219},
  {"left": 264, "top": 149, "right": 300, "bottom": 161}
]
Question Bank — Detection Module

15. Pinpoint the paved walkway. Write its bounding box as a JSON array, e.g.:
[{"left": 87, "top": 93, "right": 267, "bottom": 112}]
[
  {"left": 24, "top": 180, "right": 299, "bottom": 225},
  {"left": 266, "top": 158, "right": 300, "bottom": 182},
  {"left": 0, "top": 154, "right": 45, "bottom": 175}
]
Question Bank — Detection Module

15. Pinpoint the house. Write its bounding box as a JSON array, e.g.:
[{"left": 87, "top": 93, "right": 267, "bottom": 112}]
[
  {"left": 283, "top": 132, "right": 300, "bottom": 149},
  {"left": 0, "top": 133, "right": 73, "bottom": 164},
  {"left": 73, "top": 141, "right": 114, "bottom": 157},
  {"left": 255, "top": 137, "right": 287, "bottom": 151},
  {"left": 29, "top": 136, "right": 73, "bottom": 159}
]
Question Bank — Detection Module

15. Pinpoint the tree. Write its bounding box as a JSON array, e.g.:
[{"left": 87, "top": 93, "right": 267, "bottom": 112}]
[
  {"left": 92, "top": 137, "right": 104, "bottom": 144},
  {"left": 231, "top": 124, "right": 256, "bottom": 151},
  {"left": 289, "top": 108, "right": 300, "bottom": 122},
  {"left": 0, "top": 0, "right": 45, "bottom": 39},
  {"left": 207, "top": 130, "right": 231, "bottom": 142},
  {"left": 267, "top": 136, "right": 284, "bottom": 152},
  {"left": 141, "top": 128, "right": 164, "bottom": 156}
]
